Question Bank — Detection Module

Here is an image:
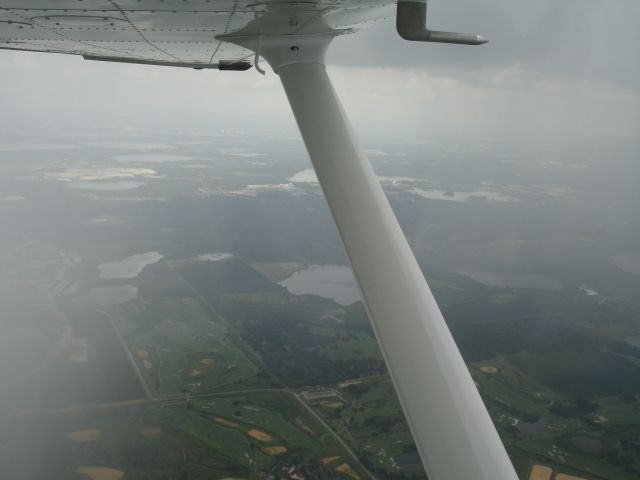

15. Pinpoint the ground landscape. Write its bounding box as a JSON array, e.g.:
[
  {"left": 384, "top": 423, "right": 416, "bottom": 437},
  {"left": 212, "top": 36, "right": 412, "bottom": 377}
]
[{"left": 0, "top": 123, "right": 639, "bottom": 479}]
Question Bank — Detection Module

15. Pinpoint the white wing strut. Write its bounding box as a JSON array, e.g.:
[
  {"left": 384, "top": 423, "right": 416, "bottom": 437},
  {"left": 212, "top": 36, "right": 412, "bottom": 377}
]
[{"left": 226, "top": 31, "right": 519, "bottom": 480}]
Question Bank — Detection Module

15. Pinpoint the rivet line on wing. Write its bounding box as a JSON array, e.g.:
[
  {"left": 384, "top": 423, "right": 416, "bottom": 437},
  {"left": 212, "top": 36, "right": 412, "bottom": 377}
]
[
  {"left": 0, "top": 4, "right": 134, "bottom": 57},
  {"left": 108, "top": 0, "right": 185, "bottom": 63},
  {"left": 208, "top": 0, "right": 238, "bottom": 63}
]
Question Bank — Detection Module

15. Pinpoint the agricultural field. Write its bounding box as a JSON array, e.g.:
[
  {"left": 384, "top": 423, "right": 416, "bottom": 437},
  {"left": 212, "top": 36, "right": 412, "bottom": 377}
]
[
  {"left": 112, "top": 288, "right": 259, "bottom": 396},
  {"left": 3, "top": 245, "right": 639, "bottom": 480},
  {"left": 152, "top": 391, "right": 366, "bottom": 479},
  {"left": 471, "top": 358, "right": 640, "bottom": 480},
  {"left": 6, "top": 402, "right": 249, "bottom": 479},
  {"left": 132, "top": 255, "right": 640, "bottom": 480},
  {"left": 311, "top": 376, "right": 426, "bottom": 479},
  {"left": 2, "top": 130, "right": 640, "bottom": 480}
]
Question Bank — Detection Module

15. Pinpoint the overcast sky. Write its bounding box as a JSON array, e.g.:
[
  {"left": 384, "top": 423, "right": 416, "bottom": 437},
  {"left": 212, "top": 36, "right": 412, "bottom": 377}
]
[{"left": 1, "top": 0, "right": 638, "bottom": 140}]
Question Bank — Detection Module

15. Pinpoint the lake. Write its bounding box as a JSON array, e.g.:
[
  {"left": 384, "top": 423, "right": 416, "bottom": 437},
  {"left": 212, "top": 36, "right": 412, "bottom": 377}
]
[
  {"left": 114, "top": 153, "right": 191, "bottom": 163},
  {"left": 69, "top": 181, "right": 145, "bottom": 191},
  {"left": 516, "top": 416, "right": 549, "bottom": 435},
  {"left": 454, "top": 270, "right": 564, "bottom": 291},
  {"left": 280, "top": 265, "right": 361, "bottom": 306},
  {"left": 86, "top": 215, "right": 133, "bottom": 226},
  {"left": 99, "top": 252, "right": 163, "bottom": 279},
  {"left": 612, "top": 252, "right": 640, "bottom": 275},
  {"left": 192, "top": 253, "right": 233, "bottom": 261},
  {"left": 409, "top": 187, "right": 518, "bottom": 203}
]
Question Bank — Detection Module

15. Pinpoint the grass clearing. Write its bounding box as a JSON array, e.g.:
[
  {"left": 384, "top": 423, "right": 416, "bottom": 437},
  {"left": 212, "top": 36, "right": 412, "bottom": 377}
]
[
  {"left": 338, "top": 379, "right": 363, "bottom": 388},
  {"left": 68, "top": 429, "right": 101, "bottom": 442},
  {"left": 480, "top": 366, "right": 499, "bottom": 374},
  {"left": 76, "top": 466, "right": 124, "bottom": 480},
  {"left": 247, "top": 429, "right": 273, "bottom": 442},
  {"left": 335, "top": 463, "right": 361, "bottom": 479},
  {"left": 115, "top": 291, "right": 258, "bottom": 395},
  {"left": 528, "top": 464, "right": 553, "bottom": 480},
  {"left": 261, "top": 446, "right": 287, "bottom": 455},
  {"left": 294, "top": 417, "right": 314, "bottom": 435},
  {"left": 214, "top": 417, "right": 240, "bottom": 428}
]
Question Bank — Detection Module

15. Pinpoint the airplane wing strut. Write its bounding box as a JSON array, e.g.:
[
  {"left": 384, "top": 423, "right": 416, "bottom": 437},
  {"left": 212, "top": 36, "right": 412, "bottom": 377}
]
[{"left": 234, "top": 27, "right": 519, "bottom": 480}]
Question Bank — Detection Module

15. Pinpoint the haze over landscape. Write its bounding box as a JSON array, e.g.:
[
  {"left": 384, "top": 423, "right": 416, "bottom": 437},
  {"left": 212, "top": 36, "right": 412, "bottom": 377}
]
[
  {"left": 1, "top": 0, "right": 639, "bottom": 479},
  {"left": 1, "top": 121, "right": 639, "bottom": 479}
]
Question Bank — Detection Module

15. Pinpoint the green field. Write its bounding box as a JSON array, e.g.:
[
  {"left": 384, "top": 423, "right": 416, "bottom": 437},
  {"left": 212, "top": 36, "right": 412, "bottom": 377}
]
[
  {"left": 309, "top": 376, "right": 426, "bottom": 479},
  {"left": 149, "top": 391, "right": 367, "bottom": 479},
  {"left": 115, "top": 293, "right": 258, "bottom": 395},
  {"left": 152, "top": 258, "right": 640, "bottom": 480},
  {"left": 471, "top": 358, "right": 640, "bottom": 480},
  {"left": 4, "top": 216, "right": 640, "bottom": 480}
]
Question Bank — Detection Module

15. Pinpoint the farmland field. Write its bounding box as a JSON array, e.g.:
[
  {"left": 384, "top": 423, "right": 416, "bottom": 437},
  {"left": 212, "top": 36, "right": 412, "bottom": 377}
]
[{"left": 1, "top": 127, "right": 639, "bottom": 480}]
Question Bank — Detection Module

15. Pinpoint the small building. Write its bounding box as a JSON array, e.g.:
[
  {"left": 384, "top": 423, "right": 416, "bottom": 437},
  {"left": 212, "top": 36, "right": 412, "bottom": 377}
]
[{"left": 301, "top": 386, "right": 340, "bottom": 401}]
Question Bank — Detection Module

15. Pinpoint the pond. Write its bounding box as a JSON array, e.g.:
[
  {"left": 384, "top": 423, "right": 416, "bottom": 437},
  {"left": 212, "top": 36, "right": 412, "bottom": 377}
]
[
  {"left": 516, "top": 416, "right": 549, "bottom": 435},
  {"left": 394, "top": 451, "right": 422, "bottom": 466}
]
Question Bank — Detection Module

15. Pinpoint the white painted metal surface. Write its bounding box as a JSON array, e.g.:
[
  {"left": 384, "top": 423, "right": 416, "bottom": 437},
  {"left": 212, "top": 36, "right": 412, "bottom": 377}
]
[
  {"left": 0, "top": 0, "right": 394, "bottom": 64},
  {"left": 276, "top": 53, "right": 518, "bottom": 480}
]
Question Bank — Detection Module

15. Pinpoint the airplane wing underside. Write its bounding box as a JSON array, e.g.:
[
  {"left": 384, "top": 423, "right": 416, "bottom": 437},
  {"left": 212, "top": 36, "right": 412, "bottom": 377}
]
[{"left": 0, "top": 0, "right": 394, "bottom": 66}]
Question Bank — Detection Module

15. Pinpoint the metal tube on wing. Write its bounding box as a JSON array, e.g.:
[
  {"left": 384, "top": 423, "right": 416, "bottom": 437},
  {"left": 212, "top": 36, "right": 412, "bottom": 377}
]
[
  {"left": 396, "top": 1, "right": 488, "bottom": 45},
  {"left": 82, "top": 55, "right": 252, "bottom": 70}
]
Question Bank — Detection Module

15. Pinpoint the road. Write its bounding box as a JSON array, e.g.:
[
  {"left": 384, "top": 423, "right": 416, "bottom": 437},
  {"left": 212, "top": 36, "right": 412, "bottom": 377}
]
[
  {"left": 26, "top": 383, "right": 378, "bottom": 479},
  {"left": 26, "top": 268, "right": 384, "bottom": 479},
  {"left": 289, "top": 389, "right": 378, "bottom": 480},
  {"left": 89, "top": 306, "right": 156, "bottom": 400},
  {"left": 167, "top": 264, "right": 379, "bottom": 478}
]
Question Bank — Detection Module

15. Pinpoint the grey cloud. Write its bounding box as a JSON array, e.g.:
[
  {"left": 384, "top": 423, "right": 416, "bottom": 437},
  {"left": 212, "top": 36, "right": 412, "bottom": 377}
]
[
  {"left": 328, "top": 0, "right": 640, "bottom": 89},
  {"left": 0, "top": 0, "right": 637, "bottom": 139}
]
